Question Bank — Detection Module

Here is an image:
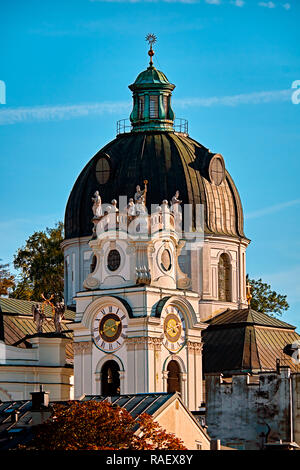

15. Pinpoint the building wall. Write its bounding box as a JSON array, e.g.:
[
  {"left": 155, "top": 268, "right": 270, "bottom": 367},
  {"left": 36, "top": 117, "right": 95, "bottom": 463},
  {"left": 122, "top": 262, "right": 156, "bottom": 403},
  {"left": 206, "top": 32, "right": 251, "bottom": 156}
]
[
  {"left": 153, "top": 398, "right": 211, "bottom": 450},
  {"left": 293, "top": 374, "right": 300, "bottom": 445},
  {"left": 205, "top": 368, "right": 299, "bottom": 450},
  {"left": 0, "top": 337, "right": 73, "bottom": 402}
]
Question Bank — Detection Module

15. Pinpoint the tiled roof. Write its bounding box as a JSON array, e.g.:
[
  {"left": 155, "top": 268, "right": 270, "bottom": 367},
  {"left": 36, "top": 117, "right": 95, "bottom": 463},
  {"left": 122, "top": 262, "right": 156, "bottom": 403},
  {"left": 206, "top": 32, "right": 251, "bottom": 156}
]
[{"left": 203, "top": 308, "right": 300, "bottom": 375}]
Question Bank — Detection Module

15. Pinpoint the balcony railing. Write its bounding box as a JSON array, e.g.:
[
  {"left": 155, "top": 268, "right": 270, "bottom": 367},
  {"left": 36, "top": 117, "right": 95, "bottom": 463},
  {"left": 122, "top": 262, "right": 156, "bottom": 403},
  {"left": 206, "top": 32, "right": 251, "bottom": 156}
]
[{"left": 116, "top": 118, "right": 189, "bottom": 136}]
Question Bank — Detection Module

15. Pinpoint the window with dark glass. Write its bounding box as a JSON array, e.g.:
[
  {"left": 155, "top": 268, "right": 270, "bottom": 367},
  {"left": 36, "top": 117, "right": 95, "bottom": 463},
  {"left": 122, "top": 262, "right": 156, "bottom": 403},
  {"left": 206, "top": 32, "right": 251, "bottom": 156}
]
[
  {"left": 218, "top": 253, "right": 231, "bottom": 301},
  {"left": 107, "top": 249, "right": 121, "bottom": 272},
  {"left": 96, "top": 157, "right": 110, "bottom": 185},
  {"left": 101, "top": 360, "right": 120, "bottom": 396},
  {"left": 149, "top": 95, "right": 159, "bottom": 118},
  {"left": 167, "top": 360, "right": 181, "bottom": 394},
  {"left": 138, "top": 96, "right": 145, "bottom": 119},
  {"left": 163, "top": 95, "right": 168, "bottom": 117}
]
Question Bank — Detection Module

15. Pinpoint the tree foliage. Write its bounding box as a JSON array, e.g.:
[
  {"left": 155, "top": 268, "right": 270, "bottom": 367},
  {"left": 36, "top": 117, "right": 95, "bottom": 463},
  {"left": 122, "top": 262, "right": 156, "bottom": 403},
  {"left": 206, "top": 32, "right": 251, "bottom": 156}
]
[
  {"left": 247, "top": 275, "right": 289, "bottom": 317},
  {"left": 0, "top": 261, "right": 15, "bottom": 295},
  {"left": 10, "top": 222, "right": 64, "bottom": 302},
  {"left": 21, "top": 401, "right": 186, "bottom": 450}
]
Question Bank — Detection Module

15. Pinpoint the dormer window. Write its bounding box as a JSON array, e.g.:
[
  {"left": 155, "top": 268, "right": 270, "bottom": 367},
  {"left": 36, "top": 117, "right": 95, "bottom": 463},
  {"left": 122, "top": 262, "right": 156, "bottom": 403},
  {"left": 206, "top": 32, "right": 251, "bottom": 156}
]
[
  {"left": 149, "top": 95, "right": 159, "bottom": 118},
  {"left": 138, "top": 96, "right": 145, "bottom": 119}
]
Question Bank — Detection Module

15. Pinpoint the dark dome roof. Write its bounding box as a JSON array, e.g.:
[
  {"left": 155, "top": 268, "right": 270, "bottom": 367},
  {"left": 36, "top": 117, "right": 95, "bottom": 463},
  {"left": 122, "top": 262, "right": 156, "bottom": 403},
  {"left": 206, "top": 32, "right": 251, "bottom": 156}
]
[{"left": 64, "top": 131, "right": 245, "bottom": 240}]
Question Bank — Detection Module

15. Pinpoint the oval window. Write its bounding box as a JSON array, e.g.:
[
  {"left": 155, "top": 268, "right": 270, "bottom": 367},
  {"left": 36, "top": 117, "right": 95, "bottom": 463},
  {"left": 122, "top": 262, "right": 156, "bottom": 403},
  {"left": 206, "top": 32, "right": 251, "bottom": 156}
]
[
  {"left": 96, "top": 157, "right": 110, "bottom": 185},
  {"left": 107, "top": 249, "right": 121, "bottom": 272},
  {"left": 161, "top": 249, "right": 172, "bottom": 272},
  {"left": 209, "top": 155, "right": 225, "bottom": 186}
]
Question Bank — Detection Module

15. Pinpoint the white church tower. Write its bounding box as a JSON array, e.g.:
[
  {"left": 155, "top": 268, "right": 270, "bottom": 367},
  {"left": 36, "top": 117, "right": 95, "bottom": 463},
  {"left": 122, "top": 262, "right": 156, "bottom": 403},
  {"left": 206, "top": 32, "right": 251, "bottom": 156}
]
[{"left": 62, "top": 40, "right": 249, "bottom": 410}]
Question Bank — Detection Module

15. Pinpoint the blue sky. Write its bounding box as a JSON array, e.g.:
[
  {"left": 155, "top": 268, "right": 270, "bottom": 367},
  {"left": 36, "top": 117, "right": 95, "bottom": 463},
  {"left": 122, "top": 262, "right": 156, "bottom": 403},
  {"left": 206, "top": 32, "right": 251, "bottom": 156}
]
[{"left": 1, "top": 0, "right": 299, "bottom": 327}]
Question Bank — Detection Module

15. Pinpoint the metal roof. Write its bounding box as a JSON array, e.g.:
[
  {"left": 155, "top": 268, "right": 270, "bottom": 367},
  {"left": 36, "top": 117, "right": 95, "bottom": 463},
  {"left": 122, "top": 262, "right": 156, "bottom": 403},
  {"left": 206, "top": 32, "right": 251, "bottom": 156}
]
[
  {"left": 64, "top": 132, "right": 245, "bottom": 240},
  {"left": 0, "top": 297, "right": 75, "bottom": 321},
  {"left": 81, "top": 393, "right": 175, "bottom": 420},
  {"left": 0, "top": 298, "right": 74, "bottom": 361},
  {"left": 203, "top": 308, "right": 300, "bottom": 375}
]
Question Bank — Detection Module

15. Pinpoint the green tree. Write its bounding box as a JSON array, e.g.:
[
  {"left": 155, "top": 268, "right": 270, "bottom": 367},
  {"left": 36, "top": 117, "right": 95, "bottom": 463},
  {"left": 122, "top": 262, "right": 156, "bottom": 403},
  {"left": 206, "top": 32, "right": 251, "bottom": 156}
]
[
  {"left": 246, "top": 274, "right": 289, "bottom": 317},
  {"left": 0, "top": 261, "right": 15, "bottom": 295},
  {"left": 10, "top": 222, "right": 64, "bottom": 302}
]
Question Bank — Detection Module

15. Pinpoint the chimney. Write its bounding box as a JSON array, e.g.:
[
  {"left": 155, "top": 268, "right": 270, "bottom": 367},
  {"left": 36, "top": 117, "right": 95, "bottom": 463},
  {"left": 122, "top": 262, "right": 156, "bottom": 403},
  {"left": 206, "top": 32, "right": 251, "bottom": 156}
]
[
  {"left": 31, "top": 385, "right": 50, "bottom": 411},
  {"left": 11, "top": 410, "right": 20, "bottom": 423},
  {"left": 30, "top": 385, "right": 52, "bottom": 426}
]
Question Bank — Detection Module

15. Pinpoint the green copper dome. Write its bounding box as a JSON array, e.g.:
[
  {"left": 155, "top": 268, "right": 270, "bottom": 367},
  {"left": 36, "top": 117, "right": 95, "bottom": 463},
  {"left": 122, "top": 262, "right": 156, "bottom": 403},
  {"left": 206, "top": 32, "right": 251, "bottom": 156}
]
[{"left": 133, "top": 66, "right": 171, "bottom": 86}]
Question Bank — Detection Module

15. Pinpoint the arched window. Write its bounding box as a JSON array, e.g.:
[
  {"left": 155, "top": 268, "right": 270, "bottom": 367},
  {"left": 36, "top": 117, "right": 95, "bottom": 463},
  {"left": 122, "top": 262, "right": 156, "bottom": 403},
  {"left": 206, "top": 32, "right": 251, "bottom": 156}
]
[
  {"left": 218, "top": 253, "right": 231, "bottom": 302},
  {"left": 96, "top": 156, "right": 110, "bottom": 185},
  {"left": 107, "top": 249, "right": 121, "bottom": 272},
  {"left": 138, "top": 96, "right": 145, "bottom": 119},
  {"left": 163, "top": 95, "right": 168, "bottom": 117},
  {"left": 101, "top": 360, "right": 120, "bottom": 396},
  {"left": 167, "top": 360, "right": 181, "bottom": 394},
  {"left": 90, "top": 255, "right": 97, "bottom": 273}
]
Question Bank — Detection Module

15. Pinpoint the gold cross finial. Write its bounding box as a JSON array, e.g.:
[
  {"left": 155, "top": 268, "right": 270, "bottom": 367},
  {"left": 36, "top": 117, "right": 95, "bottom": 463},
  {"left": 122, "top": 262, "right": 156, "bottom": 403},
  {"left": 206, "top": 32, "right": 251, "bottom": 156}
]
[
  {"left": 246, "top": 282, "right": 252, "bottom": 308},
  {"left": 146, "top": 33, "right": 157, "bottom": 66}
]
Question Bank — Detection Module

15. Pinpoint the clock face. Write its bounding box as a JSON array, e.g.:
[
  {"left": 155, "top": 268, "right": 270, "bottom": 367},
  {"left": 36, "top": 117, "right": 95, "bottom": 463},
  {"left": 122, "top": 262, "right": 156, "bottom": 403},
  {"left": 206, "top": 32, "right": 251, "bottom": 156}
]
[
  {"left": 162, "top": 305, "right": 186, "bottom": 353},
  {"left": 93, "top": 305, "right": 128, "bottom": 352}
]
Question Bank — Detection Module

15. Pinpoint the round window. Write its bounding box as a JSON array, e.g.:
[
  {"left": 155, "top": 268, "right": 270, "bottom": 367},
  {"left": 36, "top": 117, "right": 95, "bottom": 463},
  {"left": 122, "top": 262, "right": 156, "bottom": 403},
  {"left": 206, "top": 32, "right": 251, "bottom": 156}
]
[
  {"left": 107, "top": 249, "right": 121, "bottom": 272},
  {"left": 209, "top": 155, "right": 225, "bottom": 186},
  {"left": 96, "top": 156, "right": 110, "bottom": 185},
  {"left": 161, "top": 249, "right": 172, "bottom": 272}
]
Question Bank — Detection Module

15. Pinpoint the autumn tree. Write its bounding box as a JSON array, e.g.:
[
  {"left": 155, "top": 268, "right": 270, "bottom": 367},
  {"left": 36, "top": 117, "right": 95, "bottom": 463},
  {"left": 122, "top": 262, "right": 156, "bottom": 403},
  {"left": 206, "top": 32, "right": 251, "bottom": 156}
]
[
  {"left": 246, "top": 274, "right": 289, "bottom": 317},
  {"left": 10, "top": 222, "right": 64, "bottom": 302},
  {"left": 21, "top": 401, "right": 186, "bottom": 450},
  {"left": 0, "top": 261, "right": 15, "bottom": 295}
]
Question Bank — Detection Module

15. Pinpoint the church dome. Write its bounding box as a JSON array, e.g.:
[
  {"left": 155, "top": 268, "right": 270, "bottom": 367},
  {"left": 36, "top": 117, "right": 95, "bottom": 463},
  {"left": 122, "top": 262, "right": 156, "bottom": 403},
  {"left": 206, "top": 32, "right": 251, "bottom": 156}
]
[
  {"left": 64, "top": 131, "right": 245, "bottom": 240},
  {"left": 133, "top": 66, "right": 171, "bottom": 86},
  {"left": 65, "top": 42, "right": 245, "bottom": 242}
]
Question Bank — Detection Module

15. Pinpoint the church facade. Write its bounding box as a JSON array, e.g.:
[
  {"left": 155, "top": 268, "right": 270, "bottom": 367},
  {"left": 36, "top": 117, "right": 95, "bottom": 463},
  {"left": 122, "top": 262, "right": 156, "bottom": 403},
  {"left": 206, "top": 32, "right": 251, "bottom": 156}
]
[{"left": 62, "top": 43, "right": 250, "bottom": 410}]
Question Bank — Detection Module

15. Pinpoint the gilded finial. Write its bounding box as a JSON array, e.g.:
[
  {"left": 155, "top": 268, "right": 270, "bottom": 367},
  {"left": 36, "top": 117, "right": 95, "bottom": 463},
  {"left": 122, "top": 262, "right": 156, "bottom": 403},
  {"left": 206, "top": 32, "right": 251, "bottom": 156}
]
[
  {"left": 146, "top": 33, "right": 157, "bottom": 67},
  {"left": 246, "top": 282, "right": 252, "bottom": 309}
]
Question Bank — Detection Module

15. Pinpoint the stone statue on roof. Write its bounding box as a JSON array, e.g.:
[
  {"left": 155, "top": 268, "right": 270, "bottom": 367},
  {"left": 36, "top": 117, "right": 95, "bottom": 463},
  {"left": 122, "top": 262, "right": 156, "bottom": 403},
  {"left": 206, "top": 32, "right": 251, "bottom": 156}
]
[
  {"left": 171, "top": 190, "right": 182, "bottom": 214},
  {"left": 32, "top": 303, "right": 46, "bottom": 334},
  {"left": 92, "top": 191, "right": 102, "bottom": 218},
  {"left": 54, "top": 302, "right": 65, "bottom": 333},
  {"left": 134, "top": 185, "right": 145, "bottom": 204}
]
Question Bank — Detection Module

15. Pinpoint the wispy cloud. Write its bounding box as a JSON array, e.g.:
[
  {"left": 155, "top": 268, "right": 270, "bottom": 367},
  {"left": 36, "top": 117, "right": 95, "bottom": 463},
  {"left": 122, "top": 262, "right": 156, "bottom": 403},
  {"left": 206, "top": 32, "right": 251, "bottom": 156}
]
[
  {"left": 230, "top": 0, "right": 245, "bottom": 6},
  {"left": 0, "top": 101, "right": 131, "bottom": 125},
  {"left": 258, "top": 1, "right": 275, "bottom": 7},
  {"left": 89, "top": 0, "right": 292, "bottom": 6},
  {"left": 174, "top": 88, "right": 291, "bottom": 108},
  {"left": 0, "top": 88, "right": 292, "bottom": 125},
  {"left": 245, "top": 199, "right": 300, "bottom": 220}
]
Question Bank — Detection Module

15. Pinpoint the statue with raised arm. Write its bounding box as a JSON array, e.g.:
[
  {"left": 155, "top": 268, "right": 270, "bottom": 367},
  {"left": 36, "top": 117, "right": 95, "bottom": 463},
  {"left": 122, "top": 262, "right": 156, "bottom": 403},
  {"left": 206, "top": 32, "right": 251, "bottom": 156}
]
[
  {"left": 134, "top": 185, "right": 145, "bottom": 204},
  {"left": 92, "top": 191, "right": 102, "bottom": 218},
  {"left": 32, "top": 303, "right": 46, "bottom": 334},
  {"left": 54, "top": 301, "right": 65, "bottom": 333}
]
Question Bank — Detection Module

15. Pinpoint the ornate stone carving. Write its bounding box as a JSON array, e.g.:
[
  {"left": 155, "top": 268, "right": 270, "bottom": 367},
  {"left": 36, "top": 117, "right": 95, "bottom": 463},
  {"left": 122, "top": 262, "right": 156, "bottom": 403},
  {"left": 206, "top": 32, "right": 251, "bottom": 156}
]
[
  {"left": 83, "top": 275, "right": 100, "bottom": 290},
  {"left": 126, "top": 336, "right": 162, "bottom": 351},
  {"left": 73, "top": 341, "right": 92, "bottom": 354},
  {"left": 186, "top": 341, "right": 203, "bottom": 354}
]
